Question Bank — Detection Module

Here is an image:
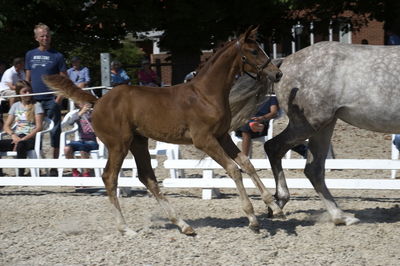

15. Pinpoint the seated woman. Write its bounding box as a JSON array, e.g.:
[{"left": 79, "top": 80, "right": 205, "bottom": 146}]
[
  {"left": 0, "top": 80, "right": 44, "bottom": 176},
  {"left": 64, "top": 102, "right": 98, "bottom": 177},
  {"left": 235, "top": 96, "right": 279, "bottom": 157}
]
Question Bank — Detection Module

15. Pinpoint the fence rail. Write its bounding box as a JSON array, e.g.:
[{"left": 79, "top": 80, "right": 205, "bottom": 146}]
[{"left": 0, "top": 159, "right": 157, "bottom": 187}]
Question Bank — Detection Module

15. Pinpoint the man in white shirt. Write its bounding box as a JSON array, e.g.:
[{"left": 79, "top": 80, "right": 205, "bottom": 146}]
[{"left": 0, "top": 57, "right": 26, "bottom": 105}]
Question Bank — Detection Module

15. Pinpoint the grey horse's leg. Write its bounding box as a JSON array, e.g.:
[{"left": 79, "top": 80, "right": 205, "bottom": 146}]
[
  {"left": 305, "top": 121, "right": 360, "bottom": 225},
  {"left": 218, "top": 133, "right": 284, "bottom": 217},
  {"left": 264, "top": 119, "right": 315, "bottom": 212}
]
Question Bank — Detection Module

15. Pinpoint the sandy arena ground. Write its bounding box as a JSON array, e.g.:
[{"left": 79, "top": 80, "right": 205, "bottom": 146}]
[{"left": 1, "top": 117, "right": 400, "bottom": 265}]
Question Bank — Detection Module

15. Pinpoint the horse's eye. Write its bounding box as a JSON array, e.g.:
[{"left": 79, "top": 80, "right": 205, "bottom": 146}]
[{"left": 251, "top": 50, "right": 258, "bottom": 55}]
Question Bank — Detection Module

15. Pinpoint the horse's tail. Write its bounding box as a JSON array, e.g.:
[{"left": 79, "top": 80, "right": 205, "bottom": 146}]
[{"left": 43, "top": 74, "right": 98, "bottom": 104}]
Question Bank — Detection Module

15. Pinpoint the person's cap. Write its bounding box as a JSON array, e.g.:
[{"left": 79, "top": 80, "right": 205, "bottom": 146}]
[
  {"left": 71, "top": 56, "right": 81, "bottom": 62},
  {"left": 141, "top": 59, "right": 150, "bottom": 65}
]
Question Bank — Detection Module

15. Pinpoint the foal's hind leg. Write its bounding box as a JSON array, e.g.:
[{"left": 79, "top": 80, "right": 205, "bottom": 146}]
[
  {"left": 193, "top": 134, "right": 260, "bottom": 232},
  {"left": 219, "top": 133, "right": 283, "bottom": 217},
  {"left": 101, "top": 138, "right": 136, "bottom": 236},
  {"left": 305, "top": 122, "right": 359, "bottom": 225},
  {"left": 130, "top": 135, "right": 195, "bottom": 235}
]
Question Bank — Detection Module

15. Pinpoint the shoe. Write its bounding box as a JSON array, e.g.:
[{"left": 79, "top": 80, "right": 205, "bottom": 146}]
[
  {"left": 72, "top": 169, "right": 82, "bottom": 177},
  {"left": 82, "top": 172, "right": 91, "bottom": 177}
]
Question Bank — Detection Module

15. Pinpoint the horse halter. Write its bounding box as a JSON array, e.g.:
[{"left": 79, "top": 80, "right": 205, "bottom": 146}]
[{"left": 236, "top": 41, "right": 271, "bottom": 80}]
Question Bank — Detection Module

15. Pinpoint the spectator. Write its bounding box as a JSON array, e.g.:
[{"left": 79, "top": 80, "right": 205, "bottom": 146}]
[
  {"left": 235, "top": 96, "right": 279, "bottom": 156},
  {"left": 393, "top": 135, "right": 400, "bottom": 153},
  {"left": 386, "top": 29, "right": 400, "bottom": 45},
  {"left": 0, "top": 60, "right": 6, "bottom": 133},
  {"left": 138, "top": 59, "right": 160, "bottom": 87},
  {"left": 64, "top": 103, "right": 98, "bottom": 177},
  {"left": 0, "top": 57, "right": 26, "bottom": 105},
  {"left": 0, "top": 80, "right": 44, "bottom": 176},
  {"left": 67, "top": 56, "right": 90, "bottom": 89},
  {"left": 235, "top": 95, "right": 309, "bottom": 158},
  {"left": 0, "top": 61, "right": 6, "bottom": 80},
  {"left": 184, "top": 71, "right": 197, "bottom": 83},
  {"left": 25, "top": 23, "right": 67, "bottom": 173},
  {"left": 110, "top": 60, "right": 130, "bottom": 87}
]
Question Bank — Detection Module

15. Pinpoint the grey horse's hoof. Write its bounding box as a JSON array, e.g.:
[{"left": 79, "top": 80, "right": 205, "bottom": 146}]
[{"left": 249, "top": 224, "right": 260, "bottom": 233}]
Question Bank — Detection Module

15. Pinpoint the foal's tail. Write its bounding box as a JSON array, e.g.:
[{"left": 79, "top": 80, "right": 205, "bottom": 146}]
[{"left": 43, "top": 74, "right": 98, "bottom": 104}]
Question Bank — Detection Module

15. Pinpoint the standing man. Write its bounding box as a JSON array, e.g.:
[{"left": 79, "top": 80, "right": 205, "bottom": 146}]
[{"left": 25, "top": 23, "right": 67, "bottom": 173}]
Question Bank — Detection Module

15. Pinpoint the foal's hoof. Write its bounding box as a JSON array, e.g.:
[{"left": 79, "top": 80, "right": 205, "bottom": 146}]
[
  {"left": 333, "top": 215, "right": 360, "bottom": 226},
  {"left": 182, "top": 226, "right": 197, "bottom": 236},
  {"left": 249, "top": 224, "right": 260, "bottom": 233},
  {"left": 273, "top": 210, "right": 286, "bottom": 220},
  {"left": 120, "top": 227, "right": 138, "bottom": 237},
  {"left": 267, "top": 207, "right": 286, "bottom": 220},
  {"left": 267, "top": 207, "right": 274, "bottom": 218}
]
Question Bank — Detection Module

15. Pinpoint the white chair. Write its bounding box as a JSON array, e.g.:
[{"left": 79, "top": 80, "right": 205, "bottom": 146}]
[
  {"left": 0, "top": 117, "right": 54, "bottom": 177},
  {"left": 58, "top": 110, "right": 106, "bottom": 177}
]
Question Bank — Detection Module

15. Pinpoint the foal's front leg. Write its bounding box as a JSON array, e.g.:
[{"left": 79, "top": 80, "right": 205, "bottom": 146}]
[
  {"left": 193, "top": 135, "right": 260, "bottom": 232},
  {"left": 218, "top": 133, "right": 283, "bottom": 217}
]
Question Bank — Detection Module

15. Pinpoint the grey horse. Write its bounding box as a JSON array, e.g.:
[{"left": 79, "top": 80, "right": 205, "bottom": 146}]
[{"left": 264, "top": 41, "right": 400, "bottom": 225}]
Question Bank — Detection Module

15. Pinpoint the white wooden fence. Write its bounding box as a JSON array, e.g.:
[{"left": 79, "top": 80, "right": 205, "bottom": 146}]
[
  {"left": 163, "top": 158, "right": 400, "bottom": 199},
  {"left": 0, "top": 158, "right": 156, "bottom": 188}
]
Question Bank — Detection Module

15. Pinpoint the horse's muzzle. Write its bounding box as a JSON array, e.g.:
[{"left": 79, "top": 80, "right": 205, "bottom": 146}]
[{"left": 275, "top": 71, "right": 283, "bottom": 82}]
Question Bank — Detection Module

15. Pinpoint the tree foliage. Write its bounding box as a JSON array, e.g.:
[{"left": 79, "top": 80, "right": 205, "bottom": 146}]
[{"left": 1, "top": 0, "right": 400, "bottom": 84}]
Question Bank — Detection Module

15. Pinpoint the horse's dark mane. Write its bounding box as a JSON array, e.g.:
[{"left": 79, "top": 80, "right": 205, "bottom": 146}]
[{"left": 194, "top": 39, "right": 237, "bottom": 79}]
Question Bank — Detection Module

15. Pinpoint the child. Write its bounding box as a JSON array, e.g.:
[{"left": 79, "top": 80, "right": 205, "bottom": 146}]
[{"left": 64, "top": 103, "right": 98, "bottom": 177}]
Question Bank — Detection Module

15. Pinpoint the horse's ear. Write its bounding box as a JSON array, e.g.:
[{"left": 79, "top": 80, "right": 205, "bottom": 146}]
[
  {"left": 272, "top": 58, "right": 283, "bottom": 68},
  {"left": 244, "top": 25, "right": 259, "bottom": 42}
]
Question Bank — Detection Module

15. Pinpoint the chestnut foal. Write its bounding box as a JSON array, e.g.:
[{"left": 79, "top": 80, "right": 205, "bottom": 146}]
[{"left": 44, "top": 26, "right": 283, "bottom": 236}]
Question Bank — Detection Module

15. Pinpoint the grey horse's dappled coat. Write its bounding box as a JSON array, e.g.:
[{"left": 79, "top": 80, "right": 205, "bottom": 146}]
[{"left": 265, "top": 41, "right": 400, "bottom": 226}]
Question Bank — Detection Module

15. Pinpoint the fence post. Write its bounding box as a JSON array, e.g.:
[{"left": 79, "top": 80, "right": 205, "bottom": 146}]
[{"left": 100, "top": 53, "right": 111, "bottom": 87}]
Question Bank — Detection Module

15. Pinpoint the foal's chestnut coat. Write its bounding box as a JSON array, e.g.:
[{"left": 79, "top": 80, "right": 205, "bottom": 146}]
[{"left": 44, "top": 27, "right": 283, "bottom": 236}]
